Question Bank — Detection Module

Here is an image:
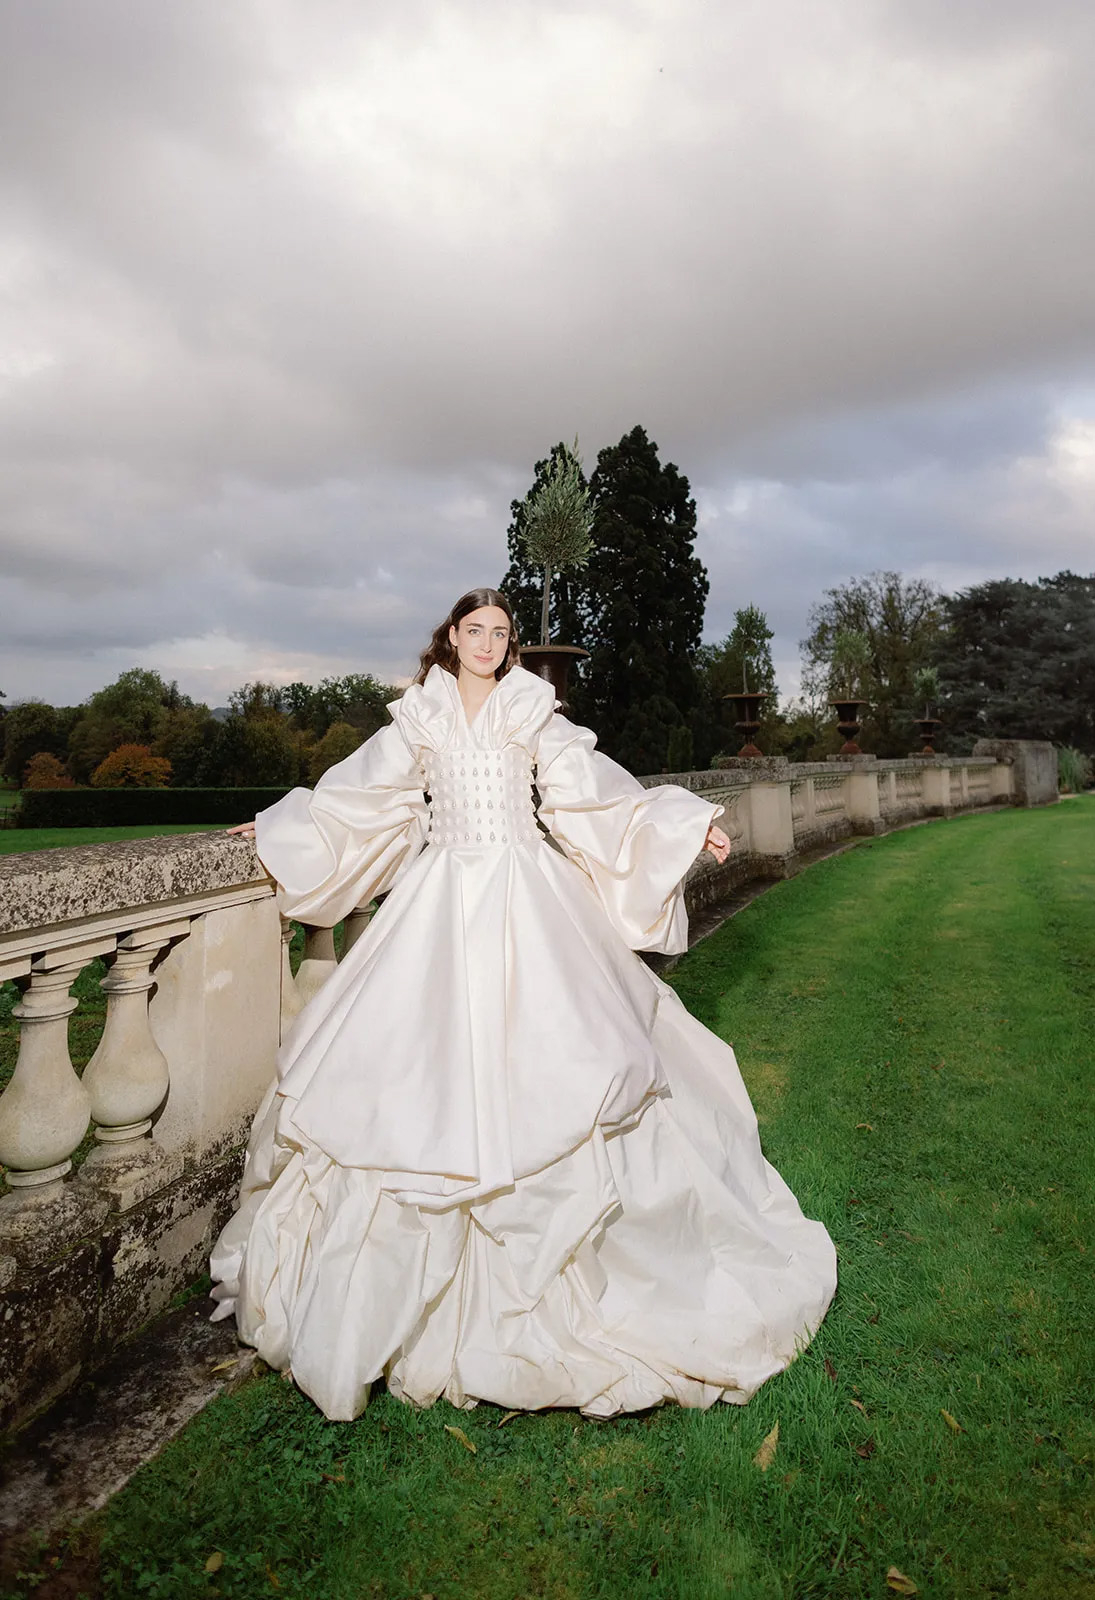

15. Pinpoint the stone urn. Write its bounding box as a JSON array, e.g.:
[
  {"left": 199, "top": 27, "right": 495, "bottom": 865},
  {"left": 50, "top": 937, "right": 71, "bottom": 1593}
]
[
  {"left": 722, "top": 690, "right": 769, "bottom": 758},
  {"left": 913, "top": 716, "right": 943, "bottom": 756},
  {"left": 519, "top": 644, "right": 589, "bottom": 710},
  {"left": 830, "top": 698, "right": 869, "bottom": 756}
]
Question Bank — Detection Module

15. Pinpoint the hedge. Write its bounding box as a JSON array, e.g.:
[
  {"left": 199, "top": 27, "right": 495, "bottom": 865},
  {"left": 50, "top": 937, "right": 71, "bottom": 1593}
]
[{"left": 13, "top": 787, "right": 294, "bottom": 829}]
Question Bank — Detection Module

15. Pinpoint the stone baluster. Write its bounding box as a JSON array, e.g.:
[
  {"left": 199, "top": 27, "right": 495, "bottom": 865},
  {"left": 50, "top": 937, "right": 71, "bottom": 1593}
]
[
  {"left": 342, "top": 905, "right": 373, "bottom": 955},
  {"left": 0, "top": 937, "right": 116, "bottom": 1199},
  {"left": 294, "top": 924, "right": 338, "bottom": 1006},
  {"left": 82, "top": 921, "right": 189, "bottom": 1149}
]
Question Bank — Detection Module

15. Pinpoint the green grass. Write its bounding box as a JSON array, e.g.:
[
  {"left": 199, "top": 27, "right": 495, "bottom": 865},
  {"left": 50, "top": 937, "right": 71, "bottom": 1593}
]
[
  {"left": 0, "top": 788, "right": 20, "bottom": 815},
  {"left": 4, "top": 799, "right": 1094, "bottom": 1599},
  {"left": 0, "top": 823, "right": 224, "bottom": 855}
]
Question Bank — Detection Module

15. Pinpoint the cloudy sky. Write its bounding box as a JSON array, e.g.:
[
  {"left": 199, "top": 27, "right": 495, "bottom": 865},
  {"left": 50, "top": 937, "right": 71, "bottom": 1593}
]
[{"left": 2, "top": 0, "right": 1093, "bottom": 709}]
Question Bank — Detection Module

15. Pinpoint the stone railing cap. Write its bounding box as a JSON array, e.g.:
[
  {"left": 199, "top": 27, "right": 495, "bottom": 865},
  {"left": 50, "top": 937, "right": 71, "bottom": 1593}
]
[{"left": 0, "top": 832, "right": 266, "bottom": 938}]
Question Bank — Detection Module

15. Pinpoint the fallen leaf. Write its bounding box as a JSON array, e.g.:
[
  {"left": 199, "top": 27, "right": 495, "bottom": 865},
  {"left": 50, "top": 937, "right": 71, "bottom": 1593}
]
[
  {"left": 886, "top": 1566, "right": 919, "bottom": 1594},
  {"left": 267, "top": 1570, "right": 280, "bottom": 1589},
  {"left": 931, "top": 1060, "right": 944, "bottom": 1071},
  {"left": 752, "top": 1420, "right": 779, "bottom": 1471},
  {"left": 321, "top": 1472, "right": 345, "bottom": 1483},
  {"left": 205, "top": 1552, "right": 224, "bottom": 1573},
  {"left": 824, "top": 1358, "right": 837, "bottom": 1384},
  {"left": 855, "top": 1123, "right": 875, "bottom": 1131},
  {"left": 850, "top": 1399, "right": 868, "bottom": 1415},
  {"left": 444, "top": 1424, "right": 477, "bottom": 1454},
  {"left": 497, "top": 1411, "right": 521, "bottom": 1428},
  {"left": 208, "top": 1359, "right": 238, "bottom": 1375},
  {"left": 855, "top": 1437, "right": 876, "bottom": 1460},
  {"left": 941, "top": 1409, "right": 963, "bottom": 1433}
]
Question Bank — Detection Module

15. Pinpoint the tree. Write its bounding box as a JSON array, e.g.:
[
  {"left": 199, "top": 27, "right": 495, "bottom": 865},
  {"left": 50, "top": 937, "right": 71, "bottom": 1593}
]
[
  {"left": 68, "top": 669, "right": 192, "bottom": 781},
  {"left": 2, "top": 701, "right": 65, "bottom": 783},
  {"left": 694, "top": 605, "right": 780, "bottom": 764},
  {"left": 580, "top": 426, "right": 708, "bottom": 770},
  {"left": 206, "top": 714, "right": 299, "bottom": 787},
  {"left": 153, "top": 704, "right": 219, "bottom": 787},
  {"left": 665, "top": 723, "right": 694, "bottom": 773},
  {"left": 91, "top": 744, "right": 172, "bottom": 788},
  {"left": 308, "top": 721, "right": 363, "bottom": 783},
  {"left": 934, "top": 572, "right": 1095, "bottom": 752},
  {"left": 285, "top": 675, "right": 393, "bottom": 741},
  {"left": 227, "top": 682, "right": 286, "bottom": 720},
  {"left": 22, "top": 752, "right": 74, "bottom": 789},
  {"left": 516, "top": 440, "right": 594, "bottom": 645},
  {"left": 499, "top": 442, "right": 592, "bottom": 650},
  {"left": 801, "top": 572, "right": 944, "bottom": 756}
]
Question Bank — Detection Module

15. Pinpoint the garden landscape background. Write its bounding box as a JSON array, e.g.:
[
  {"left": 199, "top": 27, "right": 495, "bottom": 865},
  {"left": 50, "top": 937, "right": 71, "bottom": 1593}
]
[
  {"left": 2, "top": 0, "right": 1095, "bottom": 740},
  {"left": 2, "top": 4, "right": 1095, "bottom": 1598}
]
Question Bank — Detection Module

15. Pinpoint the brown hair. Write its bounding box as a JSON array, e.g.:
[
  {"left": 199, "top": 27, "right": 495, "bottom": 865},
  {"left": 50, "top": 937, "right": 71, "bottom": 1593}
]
[{"left": 414, "top": 588, "right": 521, "bottom": 684}]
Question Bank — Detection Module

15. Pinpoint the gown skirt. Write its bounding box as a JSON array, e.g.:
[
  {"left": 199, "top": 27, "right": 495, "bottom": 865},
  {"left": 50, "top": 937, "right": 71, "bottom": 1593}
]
[{"left": 209, "top": 665, "right": 837, "bottom": 1421}]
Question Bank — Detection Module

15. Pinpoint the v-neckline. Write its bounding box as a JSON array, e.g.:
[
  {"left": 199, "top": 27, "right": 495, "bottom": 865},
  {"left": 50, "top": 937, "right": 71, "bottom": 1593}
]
[{"left": 459, "top": 684, "right": 496, "bottom": 729}]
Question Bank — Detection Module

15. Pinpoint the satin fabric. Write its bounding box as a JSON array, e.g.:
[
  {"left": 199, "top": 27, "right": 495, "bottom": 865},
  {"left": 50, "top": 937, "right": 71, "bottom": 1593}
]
[{"left": 210, "top": 664, "right": 836, "bottom": 1419}]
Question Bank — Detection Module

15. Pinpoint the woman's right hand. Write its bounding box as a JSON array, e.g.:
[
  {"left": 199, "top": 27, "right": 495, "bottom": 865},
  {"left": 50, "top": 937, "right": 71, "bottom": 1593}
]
[{"left": 227, "top": 821, "right": 257, "bottom": 838}]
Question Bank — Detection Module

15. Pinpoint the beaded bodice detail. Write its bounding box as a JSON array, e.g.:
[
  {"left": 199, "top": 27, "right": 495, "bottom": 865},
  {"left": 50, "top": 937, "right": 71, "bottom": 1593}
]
[{"left": 425, "top": 746, "right": 539, "bottom": 849}]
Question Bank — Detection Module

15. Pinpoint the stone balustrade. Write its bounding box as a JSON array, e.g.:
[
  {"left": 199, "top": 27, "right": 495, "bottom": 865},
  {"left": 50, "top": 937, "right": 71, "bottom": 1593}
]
[{"left": 0, "top": 741, "right": 1050, "bottom": 1430}]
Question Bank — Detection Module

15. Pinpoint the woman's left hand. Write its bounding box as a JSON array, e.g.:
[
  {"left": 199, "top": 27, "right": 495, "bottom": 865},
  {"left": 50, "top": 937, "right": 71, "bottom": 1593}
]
[{"left": 704, "top": 823, "right": 731, "bottom": 863}]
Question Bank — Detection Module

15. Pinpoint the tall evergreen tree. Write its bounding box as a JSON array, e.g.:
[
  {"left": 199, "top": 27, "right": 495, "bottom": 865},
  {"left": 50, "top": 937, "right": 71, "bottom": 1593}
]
[
  {"left": 498, "top": 442, "right": 591, "bottom": 650},
  {"left": 934, "top": 571, "right": 1095, "bottom": 752},
  {"left": 581, "top": 426, "right": 708, "bottom": 770}
]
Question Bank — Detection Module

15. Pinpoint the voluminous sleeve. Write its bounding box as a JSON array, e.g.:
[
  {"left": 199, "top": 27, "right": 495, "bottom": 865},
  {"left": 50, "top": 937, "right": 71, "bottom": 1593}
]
[
  {"left": 535, "top": 712, "right": 721, "bottom": 955},
  {"left": 254, "top": 721, "right": 427, "bottom": 926}
]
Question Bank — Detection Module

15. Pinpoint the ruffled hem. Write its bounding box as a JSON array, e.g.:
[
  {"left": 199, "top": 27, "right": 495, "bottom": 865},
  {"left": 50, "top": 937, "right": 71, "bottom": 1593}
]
[{"left": 211, "top": 990, "right": 836, "bottom": 1422}]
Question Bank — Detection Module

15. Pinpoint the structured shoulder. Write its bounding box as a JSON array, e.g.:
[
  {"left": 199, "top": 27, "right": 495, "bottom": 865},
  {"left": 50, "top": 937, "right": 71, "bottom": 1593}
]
[{"left": 387, "top": 669, "right": 458, "bottom": 757}]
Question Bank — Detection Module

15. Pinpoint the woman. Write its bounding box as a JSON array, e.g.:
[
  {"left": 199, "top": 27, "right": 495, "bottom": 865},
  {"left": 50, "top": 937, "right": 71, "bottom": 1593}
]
[{"left": 211, "top": 587, "right": 836, "bottom": 1420}]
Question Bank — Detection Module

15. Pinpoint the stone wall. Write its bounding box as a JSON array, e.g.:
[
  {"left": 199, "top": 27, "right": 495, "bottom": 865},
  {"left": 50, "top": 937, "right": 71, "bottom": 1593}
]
[{"left": 972, "top": 739, "right": 1058, "bottom": 807}]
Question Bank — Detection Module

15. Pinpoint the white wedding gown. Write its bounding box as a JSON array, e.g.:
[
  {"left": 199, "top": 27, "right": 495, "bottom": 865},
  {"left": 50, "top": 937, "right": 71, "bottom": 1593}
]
[{"left": 210, "top": 664, "right": 836, "bottom": 1420}]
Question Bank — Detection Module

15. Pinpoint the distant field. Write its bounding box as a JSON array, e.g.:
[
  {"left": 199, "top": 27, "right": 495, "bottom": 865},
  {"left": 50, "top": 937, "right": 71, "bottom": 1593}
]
[
  {"left": 0, "top": 789, "right": 20, "bottom": 814},
  {"left": 0, "top": 823, "right": 225, "bottom": 855}
]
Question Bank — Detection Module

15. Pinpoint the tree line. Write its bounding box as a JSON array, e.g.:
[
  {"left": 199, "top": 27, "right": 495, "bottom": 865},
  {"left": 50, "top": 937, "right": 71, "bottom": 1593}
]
[
  {"left": 2, "top": 421, "right": 1093, "bottom": 788},
  {"left": 1, "top": 671, "right": 395, "bottom": 792}
]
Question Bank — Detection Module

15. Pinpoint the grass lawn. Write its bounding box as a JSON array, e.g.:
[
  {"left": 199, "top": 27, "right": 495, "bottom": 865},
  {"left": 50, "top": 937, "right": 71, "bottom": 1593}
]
[
  {"left": 0, "top": 823, "right": 224, "bottom": 856},
  {"left": 4, "top": 798, "right": 1094, "bottom": 1599}
]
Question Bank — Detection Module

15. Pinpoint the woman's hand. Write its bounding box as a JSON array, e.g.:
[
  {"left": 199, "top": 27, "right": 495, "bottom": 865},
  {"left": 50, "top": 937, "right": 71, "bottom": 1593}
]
[
  {"left": 704, "top": 823, "right": 731, "bottom": 864},
  {"left": 227, "top": 821, "right": 257, "bottom": 839}
]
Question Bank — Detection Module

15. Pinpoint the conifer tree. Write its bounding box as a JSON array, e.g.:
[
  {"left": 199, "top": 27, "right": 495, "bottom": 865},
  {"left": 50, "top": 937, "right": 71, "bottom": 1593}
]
[
  {"left": 935, "top": 572, "right": 1095, "bottom": 751},
  {"left": 581, "top": 426, "right": 708, "bottom": 770}
]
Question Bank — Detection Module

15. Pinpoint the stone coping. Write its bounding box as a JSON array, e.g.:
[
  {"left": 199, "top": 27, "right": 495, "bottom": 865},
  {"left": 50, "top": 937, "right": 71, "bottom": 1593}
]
[
  {"left": 647, "top": 755, "right": 1000, "bottom": 791},
  {"left": 0, "top": 750, "right": 1008, "bottom": 938},
  {"left": 0, "top": 831, "right": 268, "bottom": 938}
]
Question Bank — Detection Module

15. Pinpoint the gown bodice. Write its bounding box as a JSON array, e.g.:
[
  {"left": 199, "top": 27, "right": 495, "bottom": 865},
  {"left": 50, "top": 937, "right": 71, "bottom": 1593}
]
[{"left": 424, "top": 745, "right": 539, "bottom": 849}]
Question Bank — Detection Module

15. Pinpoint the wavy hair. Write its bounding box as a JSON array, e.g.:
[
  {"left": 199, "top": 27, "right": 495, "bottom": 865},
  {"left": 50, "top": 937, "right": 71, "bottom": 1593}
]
[{"left": 414, "top": 588, "right": 520, "bottom": 684}]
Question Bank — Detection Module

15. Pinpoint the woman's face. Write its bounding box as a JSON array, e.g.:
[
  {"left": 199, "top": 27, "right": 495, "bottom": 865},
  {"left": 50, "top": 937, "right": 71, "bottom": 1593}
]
[{"left": 449, "top": 605, "right": 511, "bottom": 680}]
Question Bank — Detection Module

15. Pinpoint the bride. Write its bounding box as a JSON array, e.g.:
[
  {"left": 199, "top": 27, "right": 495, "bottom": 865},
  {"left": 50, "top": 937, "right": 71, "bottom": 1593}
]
[{"left": 210, "top": 587, "right": 836, "bottom": 1420}]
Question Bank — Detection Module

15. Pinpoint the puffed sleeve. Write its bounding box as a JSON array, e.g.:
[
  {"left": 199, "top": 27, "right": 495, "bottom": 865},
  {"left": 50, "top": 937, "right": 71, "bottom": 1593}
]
[
  {"left": 535, "top": 712, "right": 722, "bottom": 954},
  {"left": 254, "top": 721, "right": 427, "bottom": 926}
]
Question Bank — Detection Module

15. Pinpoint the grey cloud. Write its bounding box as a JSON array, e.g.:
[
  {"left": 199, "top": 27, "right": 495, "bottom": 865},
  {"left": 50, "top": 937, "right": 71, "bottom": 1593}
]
[{"left": 1, "top": 0, "right": 1093, "bottom": 707}]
